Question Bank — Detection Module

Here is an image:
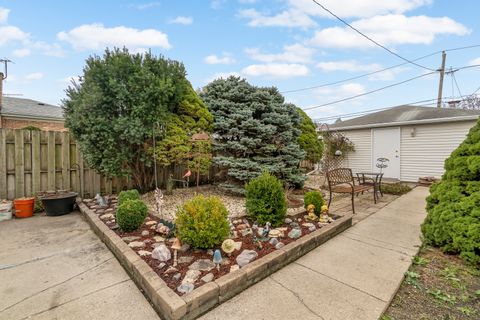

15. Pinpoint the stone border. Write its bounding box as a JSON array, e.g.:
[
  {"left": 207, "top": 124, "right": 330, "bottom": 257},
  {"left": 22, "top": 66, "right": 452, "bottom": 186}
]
[{"left": 77, "top": 200, "right": 352, "bottom": 320}]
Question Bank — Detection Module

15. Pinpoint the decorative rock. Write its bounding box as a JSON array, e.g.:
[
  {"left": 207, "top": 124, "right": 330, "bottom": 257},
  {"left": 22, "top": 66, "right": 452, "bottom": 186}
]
[
  {"left": 182, "top": 270, "right": 201, "bottom": 284},
  {"left": 275, "top": 242, "right": 285, "bottom": 250},
  {"left": 221, "top": 239, "right": 236, "bottom": 255},
  {"left": 173, "top": 273, "right": 181, "bottom": 281},
  {"left": 234, "top": 241, "right": 242, "bottom": 251},
  {"left": 153, "top": 236, "right": 165, "bottom": 242},
  {"left": 100, "top": 213, "right": 114, "bottom": 220},
  {"left": 297, "top": 218, "right": 302, "bottom": 222},
  {"left": 236, "top": 250, "right": 258, "bottom": 267},
  {"left": 288, "top": 228, "right": 301, "bottom": 239},
  {"left": 257, "top": 227, "right": 264, "bottom": 237},
  {"left": 308, "top": 225, "right": 316, "bottom": 232},
  {"left": 284, "top": 218, "right": 292, "bottom": 224},
  {"left": 233, "top": 219, "right": 242, "bottom": 224},
  {"left": 144, "top": 239, "right": 152, "bottom": 245},
  {"left": 111, "top": 223, "right": 119, "bottom": 230},
  {"left": 177, "top": 283, "right": 194, "bottom": 294},
  {"left": 230, "top": 264, "right": 240, "bottom": 273},
  {"left": 201, "top": 273, "right": 214, "bottom": 283},
  {"left": 150, "top": 225, "right": 156, "bottom": 230},
  {"left": 268, "top": 229, "right": 282, "bottom": 238},
  {"left": 128, "top": 241, "right": 145, "bottom": 249},
  {"left": 188, "top": 259, "right": 215, "bottom": 272},
  {"left": 180, "top": 244, "right": 190, "bottom": 253},
  {"left": 237, "top": 223, "right": 247, "bottom": 230},
  {"left": 145, "top": 221, "right": 157, "bottom": 226},
  {"left": 141, "top": 230, "right": 149, "bottom": 237},
  {"left": 302, "top": 222, "right": 315, "bottom": 228},
  {"left": 242, "top": 219, "right": 251, "bottom": 227},
  {"left": 122, "top": 236, "right": 141, "bottom": 242},
  {"left": 241, "top": 228, "right": 252, "bottom": 237},
  {"left": 138, "top": 250, "right": 151, "bottom": 257},
  {"left": 164, "top": 266, "right": 178, "bottom": 274},
  {"left": 96, "top": 209, "right": 105, "bottom": 215},
  {"left": 152, "top": 244, "right": 171, "bottom": 262},
  {"left": 232, "top": 231, "right": 238, "bottom": 238},
  {"left": 105, "top": 208, "right": 114, "bottom": 213},
  {"left": 178, "top": 256, "right": 194, "bottom": 264},
  {"left": 269, "top": 238, "right": 279, "bottom": 246},
  {"left": 207, "top": 249, "right": 214, "bottom": 256},
  {"left": 290, "top": 222, "right": 300, "bottom": 229},
  {"left": 158, "top": 262, "right": 166, "bottom": 269}
]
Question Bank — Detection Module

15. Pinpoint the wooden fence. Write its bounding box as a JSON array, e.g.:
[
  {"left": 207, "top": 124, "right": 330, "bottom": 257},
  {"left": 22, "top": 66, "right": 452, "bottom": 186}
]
[{"left": 0, "top": 128, "right": 210, "bottom": 200}]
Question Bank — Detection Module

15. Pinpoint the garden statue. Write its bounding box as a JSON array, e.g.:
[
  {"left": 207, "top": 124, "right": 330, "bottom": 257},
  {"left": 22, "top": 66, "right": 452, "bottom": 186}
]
[
  {"left": 171, "top": 238, "right": 182, "bottom": 267},
  {"left": 213, "top": 249, "right": 222, "bottom": 271},
  {"left": 262, "top": 222, "right": 271, "bottom": 238},
  {"left": 305, "top": 204, "right": 318, "bottom": 221},
  {"left": 252, "top": 221, "right": 259, "bottom": 242},
  {"left": 156, "top": 223, "right": 171, "bottom": 236},
  {"left": 95, "top": 193, "right": 107, "bottom": 208},
  {"left": 221, "top": 239, "right": 236, "bottom": 256},
  {"left": 154, "top": 188, "right": 164, "bottom": 218},
  {"left": 319, "top": 205, "right": 333, "bottom": 224}
]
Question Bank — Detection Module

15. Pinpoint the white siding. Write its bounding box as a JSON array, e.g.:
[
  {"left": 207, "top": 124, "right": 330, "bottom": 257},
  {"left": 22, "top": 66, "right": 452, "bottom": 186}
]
[
  {"left": 342, "top": 129, "right": 372, "bottom": 174},
  {"left": 400, "top": 121, "right": 476, "bottom": 182}
]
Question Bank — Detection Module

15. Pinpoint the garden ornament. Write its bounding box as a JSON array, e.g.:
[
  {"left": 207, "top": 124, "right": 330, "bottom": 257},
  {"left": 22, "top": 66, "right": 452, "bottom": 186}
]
[
  {"left": 262, "top": 222, "right": 271, "bottom": 238},
  {"left": 213, "top": 249, "right": 222, "bottom": 271},
  {"left": 221, "top": 239, "right": 236, "bottom": 256},
  {"left": 154, "top": 188, "right": 164, "bottom": 218},
  {"left": 171, "top": 238, "right": 182, "bottom": 267},
  {"left": 95, "top": 193, "right": 107, "bottom": 208},
  {"left": 306, "top": 204, "right": 318, "bottom": 221},
  {"left": 251, "top": 221, "right": 259, "bottom": 242},
  {"left": 319, "top": 205, "right": 333, "bottom": 224}
]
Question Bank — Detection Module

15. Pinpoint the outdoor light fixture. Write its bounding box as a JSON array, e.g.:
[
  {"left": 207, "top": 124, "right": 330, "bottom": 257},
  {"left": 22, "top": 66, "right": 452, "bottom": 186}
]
[
  {"left": 410, "top": 127, "right": 416, "bottom": 137},
  {"left": 335, "top": 150, "right": 343, "bottom": 156}
]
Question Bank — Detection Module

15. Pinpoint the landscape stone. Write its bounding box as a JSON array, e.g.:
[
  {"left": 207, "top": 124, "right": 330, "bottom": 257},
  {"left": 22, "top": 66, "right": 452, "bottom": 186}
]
[
  {"left": 111, "top": 223, "right": 119, "bottom": 230},
  {"left": 153, "top": 236, "right": 165, "bottom": 242},
  {"left": 229, "top": 264, "right": 240, "bottom": 273},
  {"left": 145, "top": 221, "right": 157, "bottom": 226},
  {"left": 237, "top": 223, "right": 247, "bottom": 230},
  {"left": 158, "top": 262, "right": 166, "bottom": 269},
  {"left": 290, "top": 222, "right": 300, "bottom": 229},
  {"left": 284, "top": 218, "right": 292, "bottom": 224},
  {"left": 182, "top": 270, "right": 201, "bottom": 284},
  {"left": 151, "top": 244, "right": 171, "bottom": 261},
  {"left": 201, "top": 273, "right": 214, "bottom": 283},
  {"left": 275, "top": 242, "right": 285, "bottom": 250},
  {"left": 188, "top": 259, "right": 216, "bottom": 272},
  {"left": 269, "top": 238, "right": 279, "bottom": 246},
  {"left": 141, "top": 230, "right": 149, "bottom": 237},
  {"left": 122, "top": 236, "right": 141, "bottom": 242},
  {"left": 173, "top": 273, "right": 181, "bottom": 281},
  {"left": 236, "top": 250, "right": 258, "bottom": 267},
  {"left": 207, "top": 249, "right": 214, "bottom": 256},
  {"left": 288, "top": 228, "right": 302, "bottom": 239},
  {"left": 302, "top": 222, "right": 315, "bottom": 228},
  {"left": 96, "top": 209, "right": 105, "bottom": 215},
  {"left": 105, "top": 208, "right": 114, "bottom": 213},
  {"left": 180, "top": 244, "right": 190, "bottom": 252},
  {"left": 100, "top": 213, "right": 114, "bottom": 220},
  {"left": 234, "top": 241, "right": 242, "bottom": 251},
  {"left": 178, "top": 256, "right": 194, "bottom": 264},
  {"left": 164, "top": 266, "right": 178, "bottom": 274},
  {"left": 138, "top": 250, "right": 151, "bottom": 257},
  {"left": 308, "top": 225, "right": 316, "bottom": 232},
  {"left": 128, "top": 241, "right": 146, "bottom": 249},
  {"left": 241, "top": 228, "right": 252, "bottom": 237},
  {"left": 177, "top": 283, "right": 194, "bottom": 294}
]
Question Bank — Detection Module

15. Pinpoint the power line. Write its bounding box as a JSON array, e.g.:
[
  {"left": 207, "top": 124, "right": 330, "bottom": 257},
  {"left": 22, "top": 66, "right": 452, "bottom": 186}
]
[
  {"left": 310, "top": 0, "right": 436, "bottom": 71},
  {"left": 302, "top": 71, "right": 437, "bottom": 111},
  {"left": 444, "top": 44, "right": 480, "bottom": 52}
]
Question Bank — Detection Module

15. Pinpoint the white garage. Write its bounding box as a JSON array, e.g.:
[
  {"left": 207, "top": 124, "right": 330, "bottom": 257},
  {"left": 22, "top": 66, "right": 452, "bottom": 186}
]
[{"left": 328, "top": 105, "right": 480, "bottom": 182}]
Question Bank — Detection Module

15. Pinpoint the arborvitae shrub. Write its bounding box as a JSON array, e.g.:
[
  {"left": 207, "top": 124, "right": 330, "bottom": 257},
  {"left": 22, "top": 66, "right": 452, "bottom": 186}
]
[
  {"left": 245, "top": 172, "right": 287, "bottom": 227},
  {"left": 380, "top": 183, "right": 411, "bottom": 195},
  {"left": 118, "top": 189, "right": 140, "bottom": 206},
  {"left": 175, "top": 195, "right": 230, "bottom": 249},
  {"left": 303, "top": 191, "right": 324, "bottom": 215},
  {"left": 116, "top": 199, "right": 148, "bottom": 232},
  {"left": 422, "top": 119, "right": 480, "bottom": 266}
]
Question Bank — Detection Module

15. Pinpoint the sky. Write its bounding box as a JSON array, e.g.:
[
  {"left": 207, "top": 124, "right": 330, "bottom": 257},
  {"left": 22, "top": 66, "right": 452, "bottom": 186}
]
[{"left": 1, "top": 0, "right": 480, "bottom": 122}]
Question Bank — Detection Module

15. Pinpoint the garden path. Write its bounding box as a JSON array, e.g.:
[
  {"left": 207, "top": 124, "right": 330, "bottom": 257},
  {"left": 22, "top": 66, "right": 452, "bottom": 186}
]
[
  {"left": 200, "top": 186, "right": 429, "bottom": 320},
  {"left": 0, "top": 212, "right": 160, "bottom": 320}
]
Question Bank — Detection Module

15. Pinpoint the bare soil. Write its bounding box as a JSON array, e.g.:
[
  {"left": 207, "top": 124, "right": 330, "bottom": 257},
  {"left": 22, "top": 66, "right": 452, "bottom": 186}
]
[{"left": 383, "top": 246, "right": 480, "bottom": 320}]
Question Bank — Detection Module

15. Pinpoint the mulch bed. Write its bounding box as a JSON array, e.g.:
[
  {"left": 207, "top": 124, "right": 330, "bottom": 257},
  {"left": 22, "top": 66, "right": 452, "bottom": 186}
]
[{"left": 83, "top": 195, "right": 339, "bottom": 296}]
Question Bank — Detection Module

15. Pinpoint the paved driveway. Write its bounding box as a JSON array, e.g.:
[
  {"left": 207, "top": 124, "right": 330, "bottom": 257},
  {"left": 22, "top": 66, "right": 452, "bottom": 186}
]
[{"left": 0, "top": 212, "right": 160, "bottom": 320}]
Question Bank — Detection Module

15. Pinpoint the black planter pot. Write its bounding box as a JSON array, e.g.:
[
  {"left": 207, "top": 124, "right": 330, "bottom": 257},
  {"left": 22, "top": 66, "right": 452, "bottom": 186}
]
[{"left": 41, "top": 192, "right": 78, "bottom": 216}]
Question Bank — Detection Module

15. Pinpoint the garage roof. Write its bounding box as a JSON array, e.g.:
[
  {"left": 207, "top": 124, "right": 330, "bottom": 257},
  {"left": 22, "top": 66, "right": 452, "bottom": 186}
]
[{"left": 1, "top": 96, "right": 63, "bottom": 120}]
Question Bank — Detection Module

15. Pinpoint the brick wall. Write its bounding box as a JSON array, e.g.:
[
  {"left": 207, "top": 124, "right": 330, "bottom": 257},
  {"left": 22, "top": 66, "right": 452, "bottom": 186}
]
[{"left": 1, "top": 117, "right": 66, "bottom": 131}]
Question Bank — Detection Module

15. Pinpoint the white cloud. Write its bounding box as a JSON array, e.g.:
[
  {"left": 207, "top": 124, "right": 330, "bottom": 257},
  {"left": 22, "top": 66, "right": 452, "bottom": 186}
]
[
  {"left": 204, "top": 53, "right": 235, "bottom": 65},
  {"left": 316, "top": 60, "right": 381, "bottom": 72},
  {"left": 25, "top": 72, "right": 44, "bottom": 81},
  {"left": 12, "top": 48, "right": 31, "bottom": 57},
  {"left": 238, "top": 0, "right": 257, "bottom": 3},
  {"left": 32, "top": 41, "right": 64, "bottom": 57},
  {"left": 0, "top": 26, "right": 29, "bottom": 46},
  {"left": 246, "top": 44, "right": 315, "bottom": 63},
  {"left": 238, "top": 8, "right": 316, "bottom": 28},
  {"left": 204, "top": 72, "right": 242, "bottom": 84},
  {"left": 0, "top": 7, "right": 9, "bottom": 24},
  {"left": 469, "top": 57, "right": 480, "bottom": 66},
  {"left": 368, "top": 67, "right": 409, "bottom": 81},
  {"left": 309, "top": 14, "right": 469, "bottom": 49},
  {"left": 133, "top": 2, "right": 160, "bottom": 10},
  {"left": 169, "top": 16, "right": 193, "bottom": 25},
  {"left": 211, "top": 0, "right": 226, "bottom": 9},
  {"left": 57, "top": 23, "right": 171, "bottom": 51},
  {"left": 242, "top": 63, "right": 309, "bottom": 78},
  {"left": 315, "top": 83, "right": 366, "bottom": 97}
]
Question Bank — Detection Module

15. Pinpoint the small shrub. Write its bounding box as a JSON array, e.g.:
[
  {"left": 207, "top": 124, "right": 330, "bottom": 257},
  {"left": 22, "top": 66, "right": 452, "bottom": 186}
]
[
  {"left": 22, "top": 125, "right": 41, "bottom": 131},
  {"left": 118, "top": 189, "right": 140, "bottom": 206},
  {"left": 245, "top": 172, "right": 287, "bottom": 227},
  {"left": 380, "top": 183, "right": 412, "bottom": 195},
  {"left": 303, "top": 191, "right": 324, "bottom": 215},
  {"left": 116, "top": 199, "right": 148, "bottom": 232},
  {"left": 175, "top": 195, "right": 230, "bottom": 249}
]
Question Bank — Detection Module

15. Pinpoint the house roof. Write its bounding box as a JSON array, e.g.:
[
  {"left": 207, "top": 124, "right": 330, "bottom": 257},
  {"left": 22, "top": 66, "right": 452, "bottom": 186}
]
[
  {"left": 328, "top": 105, "right": 480, "bottom": 131},
  {"left": 1, "top": 96, "right": 64, "bottom": 121}
]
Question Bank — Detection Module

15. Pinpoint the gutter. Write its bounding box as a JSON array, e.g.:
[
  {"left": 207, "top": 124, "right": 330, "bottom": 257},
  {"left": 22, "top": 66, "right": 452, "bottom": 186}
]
[{"left": 326, "top": 115, "right": 480, "bottom": 131}]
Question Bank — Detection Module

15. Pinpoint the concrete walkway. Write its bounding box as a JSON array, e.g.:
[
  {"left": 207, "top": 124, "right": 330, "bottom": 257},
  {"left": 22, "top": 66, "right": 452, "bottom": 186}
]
[
  {"left": 200, "top": 187, "right": 429, "bottom": 320},
  {"left": 0, "top": 212, "right": 160, "bottom": 320}
]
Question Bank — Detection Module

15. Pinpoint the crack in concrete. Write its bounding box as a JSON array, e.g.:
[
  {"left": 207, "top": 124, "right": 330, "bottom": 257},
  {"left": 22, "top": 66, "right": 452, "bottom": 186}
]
[
  {"left": 293, "top": 262, "right": 388, "bottom": 303},
  {"left": 343, "top": 231, "right": 416, "bottom": 252},
  {"left": 339, "top": 234, "right": 412, "bottom": 256},
  {"left": 0, "top": 256, "right": 114, "bottom": 314},
  {"left": 17, "top": 279, "right": 131, "bottom": 320},
  {"left": 269, "top": 276, "right": 325, "bottom": 319}
]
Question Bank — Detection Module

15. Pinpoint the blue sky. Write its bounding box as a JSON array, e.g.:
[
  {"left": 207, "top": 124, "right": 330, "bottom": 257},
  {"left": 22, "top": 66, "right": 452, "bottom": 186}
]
[{"left": 1, "top": 0, "right": 480, "bottom": 121}]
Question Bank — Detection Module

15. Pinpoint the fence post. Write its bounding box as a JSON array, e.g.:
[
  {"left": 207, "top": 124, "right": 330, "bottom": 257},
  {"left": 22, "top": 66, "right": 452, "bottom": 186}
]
[
  {"left": 62, "top": 132, "right": 70, "bottom": 190},
  {"left": 0, "top": 129, "right": 6, "bottom": 199},
  {"left": 47, "top": 131, "right": 55, "bottom": 191},
  {"left": 31, "top": 130, "right": 41, "bottom": 195},
  {"left": 14, "top": 130, "right": 24, "bottom": 198}
]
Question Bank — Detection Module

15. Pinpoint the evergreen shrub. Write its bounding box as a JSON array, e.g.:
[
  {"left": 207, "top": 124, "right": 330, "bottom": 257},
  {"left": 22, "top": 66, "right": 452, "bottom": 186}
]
[
  {"left": 175, "top": 195, "right": 230, "bottom": 249},
  {"left": 118, "top": 189, "right": 140, "bottom": 206},
  {"left": 422, "top": 119, "right": 480, "bottom": 266},
  {"left": 380, "top": 183, "right": 412, "bottom": 195},
  {"left": 116, "top": 199, "right": 148, "bottom": 232},
  {"left": 303, "top": 191, "right": 324, "bottom": 215},
  {"left": 245, "top": 172, "right": 287, "bottom": 227}
]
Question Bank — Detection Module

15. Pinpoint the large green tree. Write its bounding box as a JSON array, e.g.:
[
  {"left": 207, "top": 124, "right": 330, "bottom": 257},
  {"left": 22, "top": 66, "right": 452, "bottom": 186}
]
[
  {"left": 296, "top": 107, "right": 323, "bottom": 163},
  {"left": 200, "top": 76, "right": 305, "bottom": 192},
  {"left": 63, "top": 48, "right": 205, "bottom": 192},
  {"left": 422, "top": 118, "right": 480, "bottom": 265}
]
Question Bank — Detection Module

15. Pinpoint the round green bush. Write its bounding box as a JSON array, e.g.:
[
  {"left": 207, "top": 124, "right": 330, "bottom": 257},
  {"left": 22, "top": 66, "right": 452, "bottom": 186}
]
[
  {"left": 175, "top": 195, "right": 230, "bottom": 249},
  {"left": 118, "top": 189, "right": 140, "bottom": 206},
  {"left": 303, "top": 191, "right": 324, "bottom": 215},
  {"left": 245, "top": 172, "right": 287, "bottom": 227},
  {"left": 116, "top": 199, "right": 148, "bottom": 232}
]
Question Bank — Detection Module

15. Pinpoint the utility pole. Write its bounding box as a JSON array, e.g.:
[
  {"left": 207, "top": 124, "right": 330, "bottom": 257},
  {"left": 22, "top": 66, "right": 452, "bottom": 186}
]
[
  {"left": 436, "top": 51, "right": 446, "bottom": 108},
  {"left": 0, "top": 58, "right": 12, "bottom": 111}
]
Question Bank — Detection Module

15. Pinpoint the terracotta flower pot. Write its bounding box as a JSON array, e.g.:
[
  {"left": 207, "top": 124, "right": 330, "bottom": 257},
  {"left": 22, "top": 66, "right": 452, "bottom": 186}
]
[{"left": 14, "top": 197, "right": 35, "bottom": 218}]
